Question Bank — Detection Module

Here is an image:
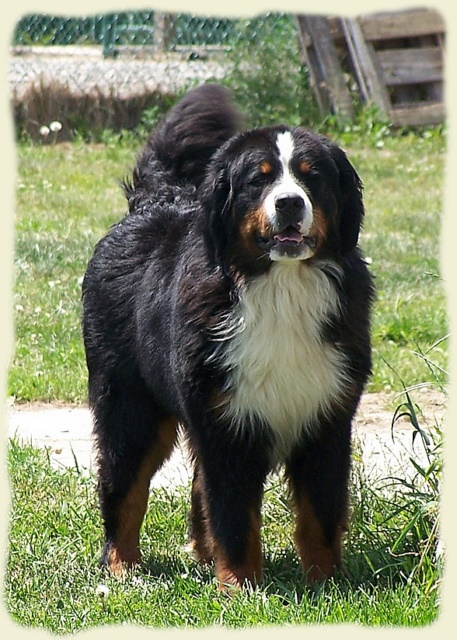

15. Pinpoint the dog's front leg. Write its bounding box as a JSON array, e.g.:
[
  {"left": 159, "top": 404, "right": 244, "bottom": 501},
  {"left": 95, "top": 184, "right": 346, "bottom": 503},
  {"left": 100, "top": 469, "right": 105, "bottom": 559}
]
[
  {"left": 286, "top": 417, "right": 352, "bottom": 582},
  {"left": 191, "top": 430, "right": 270, "bottom": 591}
]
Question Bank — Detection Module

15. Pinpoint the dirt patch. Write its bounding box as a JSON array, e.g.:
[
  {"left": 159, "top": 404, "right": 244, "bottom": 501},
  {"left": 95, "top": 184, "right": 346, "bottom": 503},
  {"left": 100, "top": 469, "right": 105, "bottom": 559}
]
[
  {"left": 6, "top": 388, "right": 446, "bottom": 483},
  {"left": 355, "top": 387, "right": 445, "bottom": 432}
]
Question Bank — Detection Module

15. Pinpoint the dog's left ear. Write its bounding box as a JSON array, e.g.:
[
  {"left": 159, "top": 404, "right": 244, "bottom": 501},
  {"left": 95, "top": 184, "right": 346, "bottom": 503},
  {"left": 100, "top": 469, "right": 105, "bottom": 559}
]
[
  {"left": 330, "top": 144, "right": 365, "bottom": 254},
  {"left": 199, "top": 159, "right": 234, "bottom": 267}
]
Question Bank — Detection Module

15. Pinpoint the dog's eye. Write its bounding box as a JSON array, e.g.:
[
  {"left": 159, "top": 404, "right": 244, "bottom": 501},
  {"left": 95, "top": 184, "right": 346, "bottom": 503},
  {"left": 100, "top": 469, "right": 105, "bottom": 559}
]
[
  {"left": 296, "top": 162, "right": 321, "bottom": 183},
  {"left": 296, "top": 160, "right": 321, "bottom": 181},
  {"left": 248, "top": 172, "right": 270, "bottom": 187}
]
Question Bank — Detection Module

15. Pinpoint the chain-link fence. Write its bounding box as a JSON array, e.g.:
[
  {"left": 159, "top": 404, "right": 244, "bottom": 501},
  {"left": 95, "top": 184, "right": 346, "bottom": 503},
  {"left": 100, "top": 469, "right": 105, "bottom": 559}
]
[
  {"left": 11, "top": 11, "right": 317, "bottom": 141},
  {"left": 13, "top": 12, "right": 243, "bottom": 55}
]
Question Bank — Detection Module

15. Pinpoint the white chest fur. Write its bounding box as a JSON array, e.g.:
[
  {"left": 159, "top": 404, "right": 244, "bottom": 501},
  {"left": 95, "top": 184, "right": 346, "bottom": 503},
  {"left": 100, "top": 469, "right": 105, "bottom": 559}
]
[{"left": 214, "top": 262, "right": 349, "bottom": 460}]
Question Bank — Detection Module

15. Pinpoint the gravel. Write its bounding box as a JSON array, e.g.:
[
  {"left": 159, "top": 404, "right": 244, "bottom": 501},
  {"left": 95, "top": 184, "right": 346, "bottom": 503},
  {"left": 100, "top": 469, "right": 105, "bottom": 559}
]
[{"left": 9, "top": 46, "right": 230, "bottom": 100}]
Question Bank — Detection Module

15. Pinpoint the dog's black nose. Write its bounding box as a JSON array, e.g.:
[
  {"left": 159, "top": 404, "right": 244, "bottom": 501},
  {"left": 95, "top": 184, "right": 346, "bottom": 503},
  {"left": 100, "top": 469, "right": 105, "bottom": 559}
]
[{"left": 274, "top": 193, "right": 305, "bottom": 227}]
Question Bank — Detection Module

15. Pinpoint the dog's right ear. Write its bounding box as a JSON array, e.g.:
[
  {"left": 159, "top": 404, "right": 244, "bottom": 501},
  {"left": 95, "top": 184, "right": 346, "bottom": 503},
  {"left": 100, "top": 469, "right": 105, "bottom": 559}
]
[{"left": 199, "top": 159, "right": 234, "bottom": 268}]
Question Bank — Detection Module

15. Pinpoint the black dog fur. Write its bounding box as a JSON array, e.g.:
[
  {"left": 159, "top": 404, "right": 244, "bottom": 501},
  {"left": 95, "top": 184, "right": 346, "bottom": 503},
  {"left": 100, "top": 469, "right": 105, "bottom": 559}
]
[{"left": 82, "top": 84, "right": 374, "bottom": 589}]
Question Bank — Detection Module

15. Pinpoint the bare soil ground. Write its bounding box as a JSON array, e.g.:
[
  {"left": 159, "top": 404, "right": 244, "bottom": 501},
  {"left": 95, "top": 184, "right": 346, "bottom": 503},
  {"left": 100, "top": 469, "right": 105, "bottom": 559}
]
[{"left": 6, "top": 388, "right": 446, "bottom": 485}]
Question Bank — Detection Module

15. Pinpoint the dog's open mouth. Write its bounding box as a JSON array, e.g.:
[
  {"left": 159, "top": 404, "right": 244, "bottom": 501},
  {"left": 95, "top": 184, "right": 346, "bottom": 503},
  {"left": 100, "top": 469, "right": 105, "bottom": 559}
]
[
  {"left": 274, "top": 227, "right": 304, "bottom": 244},
  {"left": 259, "top": 226, "right": 317, "bottom": 259}
]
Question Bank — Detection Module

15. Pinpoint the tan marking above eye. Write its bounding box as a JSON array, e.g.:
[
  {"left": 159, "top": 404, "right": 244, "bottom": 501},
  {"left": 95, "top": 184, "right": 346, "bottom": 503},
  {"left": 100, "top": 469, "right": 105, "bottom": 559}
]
[
  {"left": 259, "top": 161, "right": 273, "bottom": 174},
  {"left": 299, "top": 161, "right": 311, "bottom": 173}
]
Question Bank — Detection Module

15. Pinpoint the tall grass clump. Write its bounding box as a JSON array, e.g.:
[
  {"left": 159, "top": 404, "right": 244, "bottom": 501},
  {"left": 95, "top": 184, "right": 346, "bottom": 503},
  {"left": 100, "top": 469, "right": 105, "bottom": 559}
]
[{"left": 348, "top": 346, "right": 445, "bottom": 603}]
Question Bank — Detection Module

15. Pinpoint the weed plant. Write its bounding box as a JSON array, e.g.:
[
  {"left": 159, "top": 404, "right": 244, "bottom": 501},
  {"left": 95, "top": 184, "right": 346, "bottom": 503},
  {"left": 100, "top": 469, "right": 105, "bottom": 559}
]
[{"left": 219, "top": 15, "right": 321, "bottom": 129}]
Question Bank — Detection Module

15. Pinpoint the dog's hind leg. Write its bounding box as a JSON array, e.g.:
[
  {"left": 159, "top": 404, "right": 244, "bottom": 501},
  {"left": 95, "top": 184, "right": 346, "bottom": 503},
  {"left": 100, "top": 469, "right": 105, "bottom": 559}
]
[
  {"left": 187, "top": 464, "right": 215, "bottom": 564},
  {"left": 91, "top": 384, "right": 178, "bottom": 576}
]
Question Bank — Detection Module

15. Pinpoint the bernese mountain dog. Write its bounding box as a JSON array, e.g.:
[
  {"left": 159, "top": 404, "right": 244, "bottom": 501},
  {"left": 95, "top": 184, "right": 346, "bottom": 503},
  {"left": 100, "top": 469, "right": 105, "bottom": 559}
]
[{"left": 82, "top": 83, "right": 374, "bottom": 590}]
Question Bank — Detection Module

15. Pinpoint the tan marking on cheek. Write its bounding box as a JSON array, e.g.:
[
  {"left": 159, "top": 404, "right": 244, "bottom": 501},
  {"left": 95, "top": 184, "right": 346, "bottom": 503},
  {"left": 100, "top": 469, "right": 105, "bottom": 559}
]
[
  {"left": 293, "top": 492, "right": 346, "bottom": 582},
  {"left": 259, "top": 161, "right": 273, "bottom": 174},
  {"left": 309, "top": 206, "right": 329, "bottom": 251},
  {"left": 238, "top": 207, "right": 270, "bottom": 250},
  {"left": 106, "top": 416, "right": 178, "bottom": 575}
]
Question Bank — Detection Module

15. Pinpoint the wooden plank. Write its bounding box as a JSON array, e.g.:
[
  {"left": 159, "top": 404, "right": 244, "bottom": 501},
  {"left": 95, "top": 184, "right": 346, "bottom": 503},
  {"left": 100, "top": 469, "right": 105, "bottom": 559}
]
[
  {"left": 296, "top": 14, "right": 355, "bottom": 120},
  {"left": 389, "top": 102, "right": 445, "bottom": 127},
  {"left": 378, "top": 47, "right": 443, "bottom": 85},
  {"left": 359, "top": 9, "right": 445, "bottom": 42},
  {"left": 295, "top": 16, "right": 329, "bottom": 113},
  {"left": 153, "top": 12, "right": 175, "bottom": 53},
  {"left": 341, "top": 17, "right": 390, "bottom": 115},
  {"left": 327, "top": 16, "right": 344, "bottom": 41}
]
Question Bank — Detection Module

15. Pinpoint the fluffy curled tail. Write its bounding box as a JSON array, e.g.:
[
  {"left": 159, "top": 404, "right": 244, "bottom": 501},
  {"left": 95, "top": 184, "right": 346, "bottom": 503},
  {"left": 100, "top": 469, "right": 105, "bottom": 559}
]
[{"left": 130, "top": 84, "right": 242, "bottom": 194}]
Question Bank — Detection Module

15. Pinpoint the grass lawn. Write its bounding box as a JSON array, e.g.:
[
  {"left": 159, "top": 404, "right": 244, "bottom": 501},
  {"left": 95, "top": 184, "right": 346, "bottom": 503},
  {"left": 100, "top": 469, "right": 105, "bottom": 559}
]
[
  {"left": 4, "top": 125, "right": 446, "bottom": 632},
  {"left": 9, "top": 130, "right": 448, "bottom": 403},
  {"left": 4, "top": 438, "right": 441, "bottom": 632}
]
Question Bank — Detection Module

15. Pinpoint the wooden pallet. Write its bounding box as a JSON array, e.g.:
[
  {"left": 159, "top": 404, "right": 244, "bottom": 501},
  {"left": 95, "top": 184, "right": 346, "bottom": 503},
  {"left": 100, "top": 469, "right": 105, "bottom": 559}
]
[
  {"left": 296, "top": 9, "right": 445, "bottom": 126},
  {"left": 296, "top": 15, "right": 355, "bottom": 121}
]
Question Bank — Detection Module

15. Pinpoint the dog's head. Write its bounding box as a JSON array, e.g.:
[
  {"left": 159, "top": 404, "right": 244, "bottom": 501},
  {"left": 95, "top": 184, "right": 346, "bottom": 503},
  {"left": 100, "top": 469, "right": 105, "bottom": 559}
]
[{"left": 200, "top": 126, "right": 364, "bottom": 275}]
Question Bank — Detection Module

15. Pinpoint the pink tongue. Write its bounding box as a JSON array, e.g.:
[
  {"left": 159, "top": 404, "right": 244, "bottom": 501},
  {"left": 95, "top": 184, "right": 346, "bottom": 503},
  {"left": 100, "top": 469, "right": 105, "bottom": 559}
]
[{"left": 274, "top": 228, "right": 303, "bottom": 243}]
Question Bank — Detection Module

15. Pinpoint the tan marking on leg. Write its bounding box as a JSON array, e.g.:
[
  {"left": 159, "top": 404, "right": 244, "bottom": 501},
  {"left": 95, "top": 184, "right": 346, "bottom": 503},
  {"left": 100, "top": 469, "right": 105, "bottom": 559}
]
[
  {"left": 107, "top": 545, "right": 138, "bottom": 577},
  {"left": 107, "top": 416, "right": 178, "bottom": 575},
  {"left": 215, "top": 510, "right": 263, "bottom": 591},
  {"left": 188, "top": 470, "right": 215, "bottom": 564},
  {"left": 294, "top": 492, "right": 346, "bottom": 582}
]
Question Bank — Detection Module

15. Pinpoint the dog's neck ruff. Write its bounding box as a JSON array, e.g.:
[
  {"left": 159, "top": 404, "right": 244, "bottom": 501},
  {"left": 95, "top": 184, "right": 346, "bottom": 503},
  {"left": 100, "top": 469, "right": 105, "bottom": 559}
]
[{"left": 214, "top": 261, "right": 349, "bottom": 462}]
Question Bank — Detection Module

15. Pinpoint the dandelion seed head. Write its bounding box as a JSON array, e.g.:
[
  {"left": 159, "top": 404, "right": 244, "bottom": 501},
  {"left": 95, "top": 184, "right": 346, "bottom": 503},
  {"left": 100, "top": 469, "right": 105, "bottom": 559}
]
[{"left": 95, "top": 584, "right": 110, "bottom": 598}]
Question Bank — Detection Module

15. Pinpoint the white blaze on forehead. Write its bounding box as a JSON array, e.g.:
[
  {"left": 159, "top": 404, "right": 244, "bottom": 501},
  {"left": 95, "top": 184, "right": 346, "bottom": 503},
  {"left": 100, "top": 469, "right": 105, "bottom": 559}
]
[
  {"left": 276, "top": 130, "right": 296, "bottom": 169},
  {"left": 263, "top": 131, "right": 313, "bottom": 234}
]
